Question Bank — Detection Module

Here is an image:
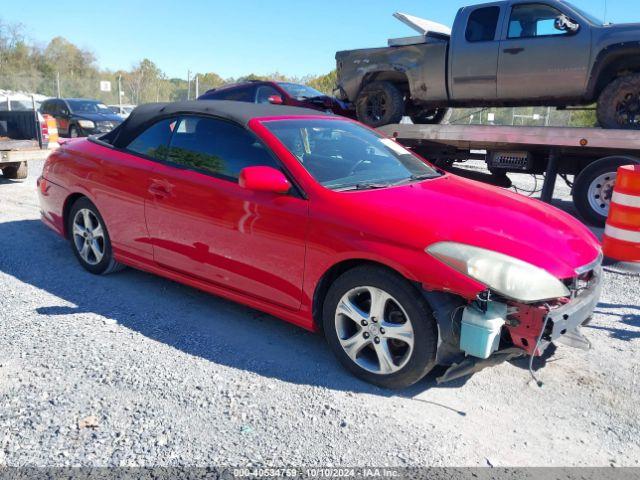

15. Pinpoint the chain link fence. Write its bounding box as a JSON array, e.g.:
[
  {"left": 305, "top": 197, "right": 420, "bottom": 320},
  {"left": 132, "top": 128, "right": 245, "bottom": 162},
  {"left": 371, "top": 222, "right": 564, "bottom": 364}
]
[{"left": 1, "top": 72, "right": 598, "bottom": 128}]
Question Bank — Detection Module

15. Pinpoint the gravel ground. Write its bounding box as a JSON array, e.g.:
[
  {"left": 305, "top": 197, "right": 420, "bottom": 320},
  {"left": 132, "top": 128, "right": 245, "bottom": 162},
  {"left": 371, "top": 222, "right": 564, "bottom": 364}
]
[{"left": 0, "top": 159, "right": 639, "bottom": 468}]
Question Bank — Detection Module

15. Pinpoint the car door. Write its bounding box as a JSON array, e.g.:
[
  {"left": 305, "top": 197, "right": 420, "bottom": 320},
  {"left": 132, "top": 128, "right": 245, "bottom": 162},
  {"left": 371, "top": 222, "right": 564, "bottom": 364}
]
[
  {"left": 97, "top": 116, "right": 177, "bottom": 263},
  {"left": 497, "top": 2, "right": 591, "bottom": 99},
  {"left": 56, "top": 100, "right": 72, "bottom": 136},
  {"left": 449, "top": 4, "right": 504, "bottom": 100},
  {"left": 255, "top": 85, "right": 282, "bottom": 104},
  {"left": 144, "top": 115, "right": 308, "bottom": 310}
]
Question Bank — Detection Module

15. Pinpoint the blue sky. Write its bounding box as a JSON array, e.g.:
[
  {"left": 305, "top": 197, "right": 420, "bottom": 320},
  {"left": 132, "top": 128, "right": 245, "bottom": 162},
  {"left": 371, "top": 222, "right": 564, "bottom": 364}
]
[{"left": 3, "top": 0, "right": 640, "bottom": 79}]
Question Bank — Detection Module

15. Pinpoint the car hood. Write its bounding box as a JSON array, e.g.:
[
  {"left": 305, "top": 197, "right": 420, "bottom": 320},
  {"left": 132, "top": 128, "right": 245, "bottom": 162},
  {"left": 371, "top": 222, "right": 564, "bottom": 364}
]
[
  {"left": 74, "top": 112, "right": 123, "bottom": 123},
  {"left": 336, "top": 174, "right": 601, "bottom": 279}
]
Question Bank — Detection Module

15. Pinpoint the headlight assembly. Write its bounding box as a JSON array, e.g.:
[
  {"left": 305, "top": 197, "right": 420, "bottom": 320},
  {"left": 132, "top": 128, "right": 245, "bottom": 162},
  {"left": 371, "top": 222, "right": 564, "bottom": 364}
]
[
  {"left": 77, "top": 120, "right": 95, "bottom": 129},
  {"left": 426, "top": 241, "right": 570, "bottom": 303}
]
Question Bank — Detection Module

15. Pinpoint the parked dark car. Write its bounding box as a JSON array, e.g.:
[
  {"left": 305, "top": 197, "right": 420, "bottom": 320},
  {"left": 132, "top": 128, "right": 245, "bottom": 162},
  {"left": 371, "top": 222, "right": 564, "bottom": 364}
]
[
  {"left": 40, "top": 98, "right": 123, "bottom": 137},
  {"left": 198, "top": 80, "right": 355, "bottom": 118}
]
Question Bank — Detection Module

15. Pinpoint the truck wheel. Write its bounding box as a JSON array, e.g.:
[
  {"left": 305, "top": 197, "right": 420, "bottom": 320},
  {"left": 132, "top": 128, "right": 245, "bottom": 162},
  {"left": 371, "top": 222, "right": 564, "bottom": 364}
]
[
  {"left": 356, "top": 81, "right": 405, "bottom": 127},
  {"left": 322, "top": 265, "right": 438, "bottom": 389},
  {"left": 572, "top": 155, "right": 640, "bottom": 227},
  {"left": 411, "top": 108, "right": 452, "bottom": 125},
  {"left": 2, "top": 162, "right": 28, "bottom": 180},
  {"left": 597, "top": 74, "right": 640, "bottom": 129}
]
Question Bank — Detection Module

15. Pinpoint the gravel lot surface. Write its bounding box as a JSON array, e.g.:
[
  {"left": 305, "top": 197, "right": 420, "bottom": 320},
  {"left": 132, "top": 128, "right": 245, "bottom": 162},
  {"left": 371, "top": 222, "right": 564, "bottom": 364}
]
[{"left": 0, "top": 159, "right": 639, "bottom": 468}]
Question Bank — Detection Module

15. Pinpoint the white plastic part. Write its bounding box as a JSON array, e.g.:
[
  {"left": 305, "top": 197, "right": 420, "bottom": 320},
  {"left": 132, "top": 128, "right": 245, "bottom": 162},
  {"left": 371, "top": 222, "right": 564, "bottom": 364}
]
[
  {"left": 460, "top": 302, "right": 507, "bottom": 359},
  {"left": 393, "top": 12, "right": 452, "bottom": 37}
]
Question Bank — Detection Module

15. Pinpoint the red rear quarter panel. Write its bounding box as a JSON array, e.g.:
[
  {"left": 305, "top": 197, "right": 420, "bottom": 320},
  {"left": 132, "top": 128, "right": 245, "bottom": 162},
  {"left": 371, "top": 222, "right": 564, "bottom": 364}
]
[{"left": 41, "top": 139, "right": 156, "bottom": 263}]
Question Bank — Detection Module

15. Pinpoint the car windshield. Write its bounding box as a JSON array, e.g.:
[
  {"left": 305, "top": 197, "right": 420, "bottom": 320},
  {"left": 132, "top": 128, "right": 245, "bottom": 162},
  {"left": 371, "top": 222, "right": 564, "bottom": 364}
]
[
  {"left": 67, "top": 100, "right": 113, "bottom": 115},
  {"left": 563, "top": 1, "right": 603, "bottom": 25},
  {"left": 263, "top": 119, "right": 440, "bottom": 191},
  {"left": 278, "top": 82, "right": 325, "bottom": 100}
]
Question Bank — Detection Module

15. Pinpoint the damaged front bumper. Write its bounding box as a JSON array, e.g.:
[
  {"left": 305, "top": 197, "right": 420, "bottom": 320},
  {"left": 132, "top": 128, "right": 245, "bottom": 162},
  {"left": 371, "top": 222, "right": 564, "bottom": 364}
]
[{"left": 426, "top": 265, "right": 603, "bottom": 384}]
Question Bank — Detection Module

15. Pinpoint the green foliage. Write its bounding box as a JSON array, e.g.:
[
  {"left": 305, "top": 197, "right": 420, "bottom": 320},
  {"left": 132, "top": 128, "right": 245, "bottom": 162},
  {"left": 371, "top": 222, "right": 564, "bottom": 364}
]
[{"left": 1, "top": 17, "right": 341, "bottom": 106}]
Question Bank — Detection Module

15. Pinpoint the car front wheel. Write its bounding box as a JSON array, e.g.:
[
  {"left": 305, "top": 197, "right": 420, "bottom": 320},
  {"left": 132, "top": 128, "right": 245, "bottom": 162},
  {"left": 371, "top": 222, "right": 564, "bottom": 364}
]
[{"left": 323, "top": 266, "right": 438, "bottom": 389}]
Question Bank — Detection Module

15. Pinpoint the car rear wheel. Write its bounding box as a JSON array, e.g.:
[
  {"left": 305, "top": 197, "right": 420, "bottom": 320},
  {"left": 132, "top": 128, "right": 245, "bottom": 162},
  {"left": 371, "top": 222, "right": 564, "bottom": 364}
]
[
  {"left": 323, "top": 265, "right": 438, "bottom": 389},
  {"left": 597, "top": 74, "right": 640, "bottom": 129},
  {"left": 410, "top": 108, "right": 452, "bottom": 125},
  {"left": 1, "top": 162, "right": 28, "bottom": 180},
  {"left": 572, "top": 155, "right": 640, "bottom": 227},
  {"left": 67, "top": 197, "right": 124, "bottom": 275},
  {"left": 356, "top": 81, "right": 405, "bottom": 127}
]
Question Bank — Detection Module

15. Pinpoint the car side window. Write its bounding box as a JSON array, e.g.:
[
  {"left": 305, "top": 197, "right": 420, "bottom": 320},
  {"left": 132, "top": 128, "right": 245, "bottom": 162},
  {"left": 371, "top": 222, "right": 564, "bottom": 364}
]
[
  {"left": 255, "top": 85, "right": 280, "bottom": 104},
  {"left": 126, "top": 118, "right": 176, "bottom": 159},
  {"left": 166, "top": 116, "right": 279, "bottom": 180},
  {"left": 508, "top": 4, "right": 568, "bottom": 38},
  {"left": 466, "top": 6, "right": 500, "bottom": 42},
  {"left": 212, "top": 86, "right": 256, "bottom": 102}
]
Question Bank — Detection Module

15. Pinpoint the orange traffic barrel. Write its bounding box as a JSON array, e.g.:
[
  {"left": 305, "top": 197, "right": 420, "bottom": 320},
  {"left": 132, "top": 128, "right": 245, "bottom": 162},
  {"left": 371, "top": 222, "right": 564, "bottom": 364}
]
[
  {"left": 43, "top": 114, "right": 59, "bottom": 145},
  {"left": 602, "top": 165, "right": 640, "bottom": 269}
]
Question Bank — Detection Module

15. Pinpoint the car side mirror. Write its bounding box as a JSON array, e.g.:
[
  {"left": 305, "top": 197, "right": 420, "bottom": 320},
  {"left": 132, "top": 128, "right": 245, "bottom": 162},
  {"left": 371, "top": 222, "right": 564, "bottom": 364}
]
[
  {"left": 555, "top": 15, "right": 579, "bottom": 33},
  {"left": 239, "top": 166, "right": 291, "bottom": 194},
  {"left": 268, "top": 95, "right": 284, "bottom": 105}
]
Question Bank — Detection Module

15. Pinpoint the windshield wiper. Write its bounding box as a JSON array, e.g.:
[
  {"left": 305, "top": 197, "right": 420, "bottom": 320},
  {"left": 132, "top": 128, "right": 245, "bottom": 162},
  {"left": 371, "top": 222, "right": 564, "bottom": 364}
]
[
  {"left": 335, "top": 182, "right": 392, "bottom": 191},
  {"left": 410, "top": 173, "right": 439, "bottom": 180}
]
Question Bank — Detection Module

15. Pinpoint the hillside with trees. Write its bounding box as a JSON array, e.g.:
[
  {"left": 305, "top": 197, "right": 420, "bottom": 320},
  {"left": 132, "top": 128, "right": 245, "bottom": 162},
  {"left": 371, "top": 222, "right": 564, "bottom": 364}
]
[{"left": 0, "top": 18, "right": 338, "bottom": 104}]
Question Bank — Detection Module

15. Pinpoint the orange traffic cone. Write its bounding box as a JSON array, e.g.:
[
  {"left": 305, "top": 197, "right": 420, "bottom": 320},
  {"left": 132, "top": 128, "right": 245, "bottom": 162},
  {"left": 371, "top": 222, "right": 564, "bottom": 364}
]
[{"left": 602, "top": 164, "right": 640, "bottom": 272}]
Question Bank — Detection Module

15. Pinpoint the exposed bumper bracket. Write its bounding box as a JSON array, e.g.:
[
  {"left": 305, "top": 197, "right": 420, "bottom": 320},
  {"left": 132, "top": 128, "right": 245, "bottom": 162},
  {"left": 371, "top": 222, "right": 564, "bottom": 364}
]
[
  {"left": 436, "top": 347, "right": 524, "bottom": 384},
  {"left": 553, "top": 326, "right": 591, "bottom": 350}
]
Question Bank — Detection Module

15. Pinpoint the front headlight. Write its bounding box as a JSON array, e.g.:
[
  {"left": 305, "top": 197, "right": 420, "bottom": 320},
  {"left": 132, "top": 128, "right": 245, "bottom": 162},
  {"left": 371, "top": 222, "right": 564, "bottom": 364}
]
[
  {"left": 77, "top": 120, "right": 95, "bottom": 129},
  {"left": 426, "top": 242, "right": 570, "bottom": 303}
]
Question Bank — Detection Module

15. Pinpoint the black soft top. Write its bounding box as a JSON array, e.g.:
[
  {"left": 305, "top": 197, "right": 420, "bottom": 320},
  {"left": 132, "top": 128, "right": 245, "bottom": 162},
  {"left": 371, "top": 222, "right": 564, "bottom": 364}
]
[{"left": 103, "top": 100, "right": 333, "bottom": 148}]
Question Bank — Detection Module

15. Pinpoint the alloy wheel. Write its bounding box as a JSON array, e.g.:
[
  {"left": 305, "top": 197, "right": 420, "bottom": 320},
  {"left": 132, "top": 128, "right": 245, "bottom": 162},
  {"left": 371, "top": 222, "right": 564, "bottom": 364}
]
[
  {"left": 587, "top": 172, "right": 617, "bottom": 217},
  {"left": 366, "top": 93, "right": 387, "bottom": 123},
  {"left": 334, "top": 286, "right": 414, "bottom": 375},
  {"left": 616, "top": 92, "right": 640, "bottom": 127},
  {"left": 72, "top": 208, "right": 105, "bottom": 265}
]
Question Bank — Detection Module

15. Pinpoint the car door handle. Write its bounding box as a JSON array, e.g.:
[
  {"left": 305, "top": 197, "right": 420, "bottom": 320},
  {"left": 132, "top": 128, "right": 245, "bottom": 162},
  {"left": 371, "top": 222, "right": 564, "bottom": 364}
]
[
  {"left": 148, "top": 180, "right": 173, "bottom": 199},
  {"left": 503, "top": 47, "right": 524, "bottom": 55}
]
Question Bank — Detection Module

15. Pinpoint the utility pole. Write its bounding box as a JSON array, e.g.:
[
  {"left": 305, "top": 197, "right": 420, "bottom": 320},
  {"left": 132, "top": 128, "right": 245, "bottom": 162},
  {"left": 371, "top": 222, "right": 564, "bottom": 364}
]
[
  {"left": 56, "top": 72, "right": 61, "bottom": 98},
  {"left": 545, "top": 106, "right": 551, "bottom": 126},
  {"left": 118, "top": 75, "right": 122, "bottom": 107},
  {"left": 195, "top": 74, "right": 199, "bottom": 99},
  {"left": 187, "top": 70, "right": 191, "bottom": 101}
]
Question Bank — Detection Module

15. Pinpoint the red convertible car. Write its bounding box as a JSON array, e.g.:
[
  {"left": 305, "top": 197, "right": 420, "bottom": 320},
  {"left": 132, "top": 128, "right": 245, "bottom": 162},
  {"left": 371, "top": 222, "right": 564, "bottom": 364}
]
[{"left": 38, "top": 101, "right": 602, "bottom": 388}]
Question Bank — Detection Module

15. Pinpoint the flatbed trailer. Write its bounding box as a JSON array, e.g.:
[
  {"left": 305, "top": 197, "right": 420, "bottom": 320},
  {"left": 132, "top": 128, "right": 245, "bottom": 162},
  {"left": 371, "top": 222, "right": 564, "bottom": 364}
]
[
  {"left": 0, "top": 107, "right": 51, "bottom": 181},
  {"left": 378, "top": 124, "right": 640, "bottom": 227}
]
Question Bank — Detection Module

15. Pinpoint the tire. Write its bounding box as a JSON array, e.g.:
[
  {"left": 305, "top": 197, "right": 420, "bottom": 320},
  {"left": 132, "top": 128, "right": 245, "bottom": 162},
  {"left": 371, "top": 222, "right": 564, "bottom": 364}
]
[
  {"left": 573, "top": 156, "right": 640, "bottom": 227},
  {"left": 322, "top": 265, "right": 438, "bottom": 389},
  {"left": 597, "top": 74, "right": 640, "bottom": 129},
  {"left": 410, "top": 108, "right": 452, "bottom": 125},
  {"left": 69, "top": 126, "right": 80, "bottom": 138},
  {"left": 2, "top": 162, "right": 28, "bottom": 180},
  {"left": 67, "top": 197, "right": 124, "bottom": 275},
  {"left": 355, "top": 81, "right": 405, "bottom": 127}
]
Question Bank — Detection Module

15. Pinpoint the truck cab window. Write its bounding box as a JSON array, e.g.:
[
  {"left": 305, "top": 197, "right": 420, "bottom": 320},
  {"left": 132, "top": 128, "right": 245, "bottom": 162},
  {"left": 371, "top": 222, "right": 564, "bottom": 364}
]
[
  {"left": 465, "top": 7, "right": 500, "bottom": 42},
  {"left": 508, "top": 4, "right": 569, "bottom": 38}
]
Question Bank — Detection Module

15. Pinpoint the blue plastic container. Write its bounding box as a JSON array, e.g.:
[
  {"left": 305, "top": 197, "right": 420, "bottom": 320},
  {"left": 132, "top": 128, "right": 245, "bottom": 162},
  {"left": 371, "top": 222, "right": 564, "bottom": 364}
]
[{"left": 459, "top": 303, "right": 507, "bottom": 359}]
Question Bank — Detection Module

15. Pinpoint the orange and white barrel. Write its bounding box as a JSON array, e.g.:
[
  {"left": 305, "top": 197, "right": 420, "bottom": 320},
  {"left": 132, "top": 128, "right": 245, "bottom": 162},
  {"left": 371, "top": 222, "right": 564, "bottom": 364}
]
[
  {"left": 602, "top": 165, "right": 640, "bottom": 264},
  {"left": 44, "top": 114, "right": 59, "bottom": 145}
]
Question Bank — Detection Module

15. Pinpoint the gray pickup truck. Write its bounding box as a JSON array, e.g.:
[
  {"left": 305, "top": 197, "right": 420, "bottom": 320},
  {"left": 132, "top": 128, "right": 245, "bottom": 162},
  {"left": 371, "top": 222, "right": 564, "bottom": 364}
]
[{"left": 336, "top": 0, "right": 640, "bottom": 129}]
